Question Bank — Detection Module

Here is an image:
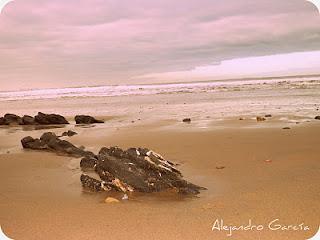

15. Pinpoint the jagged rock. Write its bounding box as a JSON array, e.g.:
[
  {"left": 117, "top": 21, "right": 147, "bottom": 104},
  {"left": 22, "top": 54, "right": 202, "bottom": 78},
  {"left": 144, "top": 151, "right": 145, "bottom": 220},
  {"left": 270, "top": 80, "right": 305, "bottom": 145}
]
[
  {"left": 22, "top": 115, "right": 36, "bottom": 125},
  {"left": 35, "top": 112, "right": 69, "bottom": 125},
  {"left": 80, "top": 174, "right": 104, "bottom": 192},
  {"left": 21, "top": 132, "right": 94, "bottom": 158},
  {"left": 61, "top": 130, "right": 78, "bottom": 137},
  {"left": 315, "top": 116, "right": 320, "bottom": 120},
  {"left": 95, "top": 146, "right": 205, "bottom": 194},
  {"left": 182, "top": 118, "right": 191, "bottom": 123},
  {"left": 3, "top": 113, "right": 23, "bottom": 125},
  {"left": 75, "top": 115, "right": 104, "bottom": 124}
]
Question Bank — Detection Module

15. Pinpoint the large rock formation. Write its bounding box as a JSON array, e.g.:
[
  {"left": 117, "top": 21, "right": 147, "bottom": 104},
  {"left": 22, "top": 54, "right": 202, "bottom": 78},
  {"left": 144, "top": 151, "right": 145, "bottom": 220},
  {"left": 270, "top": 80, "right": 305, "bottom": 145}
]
[
  {"left": 90, "top": 147, "right": 205, "bottom": 194},
  {"left": 75, "top": 115, "right": 104, "bottom": 124},
  {"left": 35, "top": 112, "right": 69, "bottom": 125},
  {"left": 21, "top": 132, "right": 205, "bottom": 195}
]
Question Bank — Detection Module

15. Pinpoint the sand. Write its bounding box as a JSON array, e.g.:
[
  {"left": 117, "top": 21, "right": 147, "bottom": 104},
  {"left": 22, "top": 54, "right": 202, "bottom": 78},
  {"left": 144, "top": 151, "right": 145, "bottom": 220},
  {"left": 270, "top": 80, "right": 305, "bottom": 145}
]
[{"left": 0, "top": 115, "right": 319, "bottom": 239}]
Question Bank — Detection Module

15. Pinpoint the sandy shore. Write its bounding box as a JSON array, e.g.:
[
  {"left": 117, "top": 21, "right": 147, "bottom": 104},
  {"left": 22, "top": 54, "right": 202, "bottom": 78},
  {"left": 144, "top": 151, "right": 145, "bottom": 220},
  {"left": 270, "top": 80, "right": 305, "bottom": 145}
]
[{"left": 0, "top": 115, "right": 319, "bottom": 239}]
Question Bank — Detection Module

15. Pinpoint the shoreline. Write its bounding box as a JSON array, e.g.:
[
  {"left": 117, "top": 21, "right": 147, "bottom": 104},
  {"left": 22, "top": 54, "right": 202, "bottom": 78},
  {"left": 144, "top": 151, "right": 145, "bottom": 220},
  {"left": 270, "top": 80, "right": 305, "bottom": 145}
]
[{"left": 0, "top": 117, "right": 319, "bottom": 239}]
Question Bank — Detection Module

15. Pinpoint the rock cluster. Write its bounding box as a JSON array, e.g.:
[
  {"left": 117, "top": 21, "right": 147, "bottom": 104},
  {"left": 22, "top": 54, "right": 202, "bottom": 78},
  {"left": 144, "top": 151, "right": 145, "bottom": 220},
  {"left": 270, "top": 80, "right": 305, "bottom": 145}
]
[
  {"left": 0, "top": 112, "right": 69, "bottom": 125},
  {"left": 0, "top": 112, "right": 104, "bottom": 125},
  {"left": 21, "top": 132, "right": 95, "bottom": 158},
  {"left": 21, "top": 132, "right": 205, "bottom": 195}
]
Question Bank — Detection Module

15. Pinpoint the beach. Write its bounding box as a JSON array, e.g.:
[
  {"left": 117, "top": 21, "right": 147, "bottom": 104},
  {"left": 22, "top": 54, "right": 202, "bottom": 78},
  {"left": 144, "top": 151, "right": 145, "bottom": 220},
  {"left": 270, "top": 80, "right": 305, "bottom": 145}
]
[{"left": 0, "top": 80, "right": 319, "bottom": 239}]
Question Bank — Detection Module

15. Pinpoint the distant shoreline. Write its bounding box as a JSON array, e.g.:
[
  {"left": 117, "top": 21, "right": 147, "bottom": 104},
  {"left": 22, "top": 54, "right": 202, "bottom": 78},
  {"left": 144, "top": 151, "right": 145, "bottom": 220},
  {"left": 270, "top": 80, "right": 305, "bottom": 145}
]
[{"left": 1, "top": 73, "right": 320, "bottom": 93}]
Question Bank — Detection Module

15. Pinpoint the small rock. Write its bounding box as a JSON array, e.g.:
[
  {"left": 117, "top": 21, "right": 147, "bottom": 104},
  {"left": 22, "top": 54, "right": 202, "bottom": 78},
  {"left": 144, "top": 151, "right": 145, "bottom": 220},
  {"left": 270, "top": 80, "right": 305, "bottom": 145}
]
[
  {"left": 256, "top": 116, "right": 266, "bottom": 122},
  {"left": 282, "top": 127, "right": 291, "bottom": 130},
  {"left": 265, "top": 114, "right": 272, "bottom": 118},
  {"left": 75, "top": 115, "right": 104, "bottom": 124},
  {"left": 216, "top": 166, "right": 226, "bottom": 170},
  {"left": 183, "top": 118, "right": 191, "bottom": 123},
  {"left": 62, "top": 130, "right": 78, "bottom": 137},
  {"left": 264, "top": 159, "right": 272, "bottom": 163},
  {"left": 239, "top": 117, "right": 244, "bottom": 120},
  {"left": 105, "top": 197, "right": 120, "bottom": 203},
  {"left": 315, "top": 116, "right": 320, "bottom": 120}
]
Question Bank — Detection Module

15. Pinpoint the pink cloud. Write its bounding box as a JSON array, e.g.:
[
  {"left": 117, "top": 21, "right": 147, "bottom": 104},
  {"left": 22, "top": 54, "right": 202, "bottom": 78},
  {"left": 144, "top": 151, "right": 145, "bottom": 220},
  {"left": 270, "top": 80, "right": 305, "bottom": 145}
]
[{"left": 0, "top": 0, "right": 319, "bottom": 90}]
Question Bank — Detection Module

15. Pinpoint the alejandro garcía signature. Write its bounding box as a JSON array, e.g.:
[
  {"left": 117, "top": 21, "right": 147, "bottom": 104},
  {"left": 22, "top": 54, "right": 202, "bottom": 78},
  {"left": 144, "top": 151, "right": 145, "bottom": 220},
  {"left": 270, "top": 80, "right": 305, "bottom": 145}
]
[{"left": 211, "top": 219, "right": 311, "bottom": 237}]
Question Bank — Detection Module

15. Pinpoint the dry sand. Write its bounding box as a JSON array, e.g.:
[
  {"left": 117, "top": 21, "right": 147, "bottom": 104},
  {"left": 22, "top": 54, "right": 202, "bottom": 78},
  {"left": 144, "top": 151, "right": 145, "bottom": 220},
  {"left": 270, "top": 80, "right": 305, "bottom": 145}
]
[{"left": 0, "top": 116, "right": 319, "bottom": 239}]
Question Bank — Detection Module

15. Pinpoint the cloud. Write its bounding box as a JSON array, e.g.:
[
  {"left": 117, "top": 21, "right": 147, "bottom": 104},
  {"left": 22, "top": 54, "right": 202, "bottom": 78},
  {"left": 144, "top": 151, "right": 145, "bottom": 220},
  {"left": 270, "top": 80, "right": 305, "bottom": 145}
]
[
  {"left": 134, "top": 51, "right": 320, "bottom": 83},
  {"left": 0, "top": 0, "right": 320, "bottom": 90}
]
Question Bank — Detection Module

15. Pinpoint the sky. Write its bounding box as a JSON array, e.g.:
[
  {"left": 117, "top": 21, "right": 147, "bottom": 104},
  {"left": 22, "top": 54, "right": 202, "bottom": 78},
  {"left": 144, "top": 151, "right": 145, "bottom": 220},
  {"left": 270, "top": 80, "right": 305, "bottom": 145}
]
[{"left": 0, "top": 0, "right": 320, "bottom": 90}]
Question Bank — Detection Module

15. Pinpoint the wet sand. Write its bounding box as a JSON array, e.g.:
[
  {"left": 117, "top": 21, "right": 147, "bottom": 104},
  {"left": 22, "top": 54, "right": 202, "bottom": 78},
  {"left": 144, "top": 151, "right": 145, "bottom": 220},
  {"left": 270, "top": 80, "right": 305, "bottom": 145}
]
[{"left": 0, "top": 117, "right": 319, "bottom": 239}]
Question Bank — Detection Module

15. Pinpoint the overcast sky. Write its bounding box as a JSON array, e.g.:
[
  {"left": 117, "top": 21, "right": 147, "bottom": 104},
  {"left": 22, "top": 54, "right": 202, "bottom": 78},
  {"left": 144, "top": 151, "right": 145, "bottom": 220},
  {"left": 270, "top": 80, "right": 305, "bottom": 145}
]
[{"left": 0, "top": 0, "right": 320, "bottom": 90}]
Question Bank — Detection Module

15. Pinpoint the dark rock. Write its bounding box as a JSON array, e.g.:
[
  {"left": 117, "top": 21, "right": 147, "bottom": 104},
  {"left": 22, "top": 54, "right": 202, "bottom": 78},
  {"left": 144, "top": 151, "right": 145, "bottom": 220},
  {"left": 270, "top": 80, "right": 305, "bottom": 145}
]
[
  {"left": 21, "top": 136, "right": 46, "bottom": 149},
  {"left": 3, "top": 113, "right": 23, "bottom": 125},
  {"left": 265, "top": 114, "right": 272, "bottom": 118},
  {"left": 75, "top": 115, "right": 104, "bottom": 124},
  {"left": 61, "top": 130, "right": 77, "bottom": 137},
  {"left": 282, "top": 127, "right": 291, "bottom": 130},
  {"left": 216, "top": 166, "right": 226, "bottom": 170},
  {"left": 22, "top": 115, "right": 36, "bottom": 125},
  {"left": 21, "top": 132, "right": 94, "bottom": 158},
  {"left": 95, "top": 146, "right": 205, "bottom": 194},
  {"left": 80, "top": 156, "right": 97, "bottom": 171},
  {"left": 315, "top": 116, "right": 320, "bottom": 120},
  {"left": 80, "top": 174, "right": 104, "bottom": 192},
  {"left": 35, "top": 112, "right": 69, "bottom": 125},
  {"left": 0, "top": 117, "right": 6, "bottom": 125},
  {"left": 182, "top": 118, "right": 191, "bottom": 123}
]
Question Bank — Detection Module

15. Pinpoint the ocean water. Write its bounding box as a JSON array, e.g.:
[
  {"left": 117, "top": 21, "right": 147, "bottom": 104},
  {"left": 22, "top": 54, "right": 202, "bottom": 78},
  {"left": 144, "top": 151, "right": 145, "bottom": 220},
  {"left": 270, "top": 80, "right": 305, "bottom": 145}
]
[{"left": 0, "top": 76, "right": 319, "bottom": 102}]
